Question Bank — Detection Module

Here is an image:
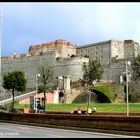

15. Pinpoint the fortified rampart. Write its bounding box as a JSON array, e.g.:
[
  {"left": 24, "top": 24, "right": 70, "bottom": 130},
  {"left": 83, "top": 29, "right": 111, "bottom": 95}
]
[
  {"left": 53, "top": 57, "right": 89, "bottom": 82},
  {"left": 29, "top": 39, "right": 77, "bottom": 58},
  {"left": 1, "top": 48, "right": 89, "bottom": 90},
  {"left": 102, "top": 58, "right": 132, "bottom": 83},
  {"left": 1, "top": 39, "right": 140, "bottom": 100},
  {"left": 1, "top": 51, "right": 56, "bottom": 89}
]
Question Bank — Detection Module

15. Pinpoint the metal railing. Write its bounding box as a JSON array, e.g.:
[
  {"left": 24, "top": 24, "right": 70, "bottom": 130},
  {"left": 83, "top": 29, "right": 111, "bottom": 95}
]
[{"left": 0, "top": 90, "right": 36, "bottom": 105}]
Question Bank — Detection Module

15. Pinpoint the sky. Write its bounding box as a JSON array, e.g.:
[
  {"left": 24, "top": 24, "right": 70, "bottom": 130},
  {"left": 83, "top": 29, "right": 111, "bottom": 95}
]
[{"left": 1, "top": 2, "right": 140, "bottom": 56}]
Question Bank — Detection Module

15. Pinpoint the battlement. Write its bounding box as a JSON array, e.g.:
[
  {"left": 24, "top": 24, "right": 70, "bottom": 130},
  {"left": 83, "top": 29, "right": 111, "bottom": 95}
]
[
  {"left": 124, "top": 39, "right": 135, "bottom": 44},
  {"left": 55, "top": 56, "right": 89, "bottom": 65},
  {"left": 29, "top": 39, "right": 77, "bottom": 55},
  {"left": 1, "top": 53, "right": 39, "bottom": 60}
]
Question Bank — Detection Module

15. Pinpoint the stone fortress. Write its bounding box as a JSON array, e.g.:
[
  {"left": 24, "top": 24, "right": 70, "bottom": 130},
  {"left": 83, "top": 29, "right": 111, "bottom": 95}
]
[
  {"left": 1, "top": 39, "right": 88, "bottom": 91},
  {"left": 1, "top": 39, "right": 140, "bottom": 97},
  {"left": 77, "top": 39, "right": 140, "bottom": 83}
]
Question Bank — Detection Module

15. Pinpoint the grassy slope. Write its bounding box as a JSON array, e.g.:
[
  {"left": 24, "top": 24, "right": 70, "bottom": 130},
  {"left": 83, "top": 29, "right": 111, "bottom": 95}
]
[
  {"left": 92, "top": 84, "right": 123, "bottom": 102},
  {"left": 15, "top": 103, "right": 140, "bottom": 113},
  {"left": 15, "top": 84, "right": 139, "bottom": 113}
]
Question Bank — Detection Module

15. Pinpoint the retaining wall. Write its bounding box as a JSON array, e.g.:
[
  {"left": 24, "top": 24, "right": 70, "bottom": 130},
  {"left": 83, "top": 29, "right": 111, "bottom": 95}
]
[{"left": 0, "top": 112, "right": 140, "bottom": 134}]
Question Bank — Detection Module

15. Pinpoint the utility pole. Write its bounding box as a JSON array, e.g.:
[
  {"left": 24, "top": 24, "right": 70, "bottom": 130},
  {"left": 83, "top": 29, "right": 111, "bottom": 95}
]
[
  {"left": 35, "top": 73, "right": 40, "bottom": 114},
  {"left": 87, "top": 90, "right": 91, "bottom": 113},
  {"left": 86, "top": 79, "right": 90, "bottom": 115},
  {"left": 126, "top": 61, "right": 131, "bottom": 117},
  {"left": 0, "top": 9, "right": 2, "bottom": 89}
]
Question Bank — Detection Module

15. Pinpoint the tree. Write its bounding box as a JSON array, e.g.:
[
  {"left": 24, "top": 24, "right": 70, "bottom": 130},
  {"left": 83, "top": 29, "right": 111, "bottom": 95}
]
[
  {"left": 82, "top": 59, "right": 104, "bottom": 113},
  {"left": 131, "top": 54, "right": 140, "bottom": 81},
  {"left": 82, "top": 59, "right": 104, "bottom": 86},
  {"left": 38, "top": 65, "right": 53, "bottom": 113},
  {"left": 2, "top": 71, "right": 27, "bottom": 112},
  {"left": 129, "top": 55, "right": 140, "bottom": 102}
]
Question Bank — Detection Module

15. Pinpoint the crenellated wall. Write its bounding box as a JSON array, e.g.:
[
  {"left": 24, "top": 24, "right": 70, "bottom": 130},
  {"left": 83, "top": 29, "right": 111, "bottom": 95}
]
[{"left": 29, "top": 39, "right": 77, "bottom": 58}]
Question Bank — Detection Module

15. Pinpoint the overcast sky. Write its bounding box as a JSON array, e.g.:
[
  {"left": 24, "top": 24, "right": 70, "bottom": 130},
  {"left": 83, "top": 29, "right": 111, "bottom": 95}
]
[{"left": 1, "top": 2, "right": 140, "bottom": 56}]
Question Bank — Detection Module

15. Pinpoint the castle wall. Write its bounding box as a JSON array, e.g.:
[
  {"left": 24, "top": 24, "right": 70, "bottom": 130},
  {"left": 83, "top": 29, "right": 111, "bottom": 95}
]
[
  {"left": 76, "top": 39, "right": 140, "bottom": 84},
  {"left": 29, "top": 39, "right": 77, "bottom": 58},
  {"left": 124, "top": 40, "right": 135, "bottom": 58},
  {"left": 1, "top": 39, "right": 140, "bottom": 94},
  {"left": 103, "top": 61, "right": 124, "bottom": 83},
  {"left": 1, "top": 53, "right": 89, "bottom": 91},
  {"left": 1, "top": 51, "right": 56, "bottom": 90},
  {"left": 110, "top": 40, "right": 124, "bottom": 59},
  {"left": 76, "top": 40, "right": 112, "bottom": 66},
  {"left": 102, "top": 58, "right": 132, "bottom": 83},
  {"left": 61, "top": 46, "right": 76, "bottom": 58},
  {"left": 124, "top": 40, "right": 140, "bottom": 58},
  {"left": 53, "top": 57, "right": 89, "bottom": 82},
  {"left": 134, "top": 43, "right": 140, "bottom": 57}
]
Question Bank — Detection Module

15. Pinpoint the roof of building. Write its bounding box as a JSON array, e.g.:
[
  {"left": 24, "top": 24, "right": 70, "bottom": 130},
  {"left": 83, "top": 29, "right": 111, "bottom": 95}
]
[{"left": 77, "top": 39, "right": 124, "bottom": 49}]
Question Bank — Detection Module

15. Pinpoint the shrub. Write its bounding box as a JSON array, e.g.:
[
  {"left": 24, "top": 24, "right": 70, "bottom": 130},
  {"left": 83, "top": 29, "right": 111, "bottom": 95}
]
[{"left": 129, "top": 91, "right": 140, "bottom": 103}]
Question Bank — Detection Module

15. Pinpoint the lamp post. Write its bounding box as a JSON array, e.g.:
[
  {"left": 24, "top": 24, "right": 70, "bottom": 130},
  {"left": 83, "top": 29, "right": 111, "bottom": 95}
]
[
  {"left": 35, "top": 73, "right": 40, "bottom": 114},
  {"left": 86, "top": 79, "right": 90, "bottom": 115},
  {"left": 87, "top": 90, "right": 91, "bottom": 114},
  {"left": 125, "top": 61, "right": 131, "bottom": 117}
]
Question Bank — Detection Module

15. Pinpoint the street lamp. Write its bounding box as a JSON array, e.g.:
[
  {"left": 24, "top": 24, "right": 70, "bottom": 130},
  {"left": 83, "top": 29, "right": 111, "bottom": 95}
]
[
  {"left": 87, "top": 90, "right": 91, "bottom": 114},
  {"left": 125, "top": 61, "right": 131, "bottom": 117},
  {"left": 35, "top": 73, "right": 40, "bottom": 114},
  {"left": 86, "top": 79, "right": 91, "bottom": 115}
]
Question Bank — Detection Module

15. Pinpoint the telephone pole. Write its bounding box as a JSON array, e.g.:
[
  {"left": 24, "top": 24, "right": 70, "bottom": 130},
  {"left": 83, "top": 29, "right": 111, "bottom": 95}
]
[
  {"left": 125, "top": 61, "right": 131, "bottom": 116},
  {"left": 0, "top": 9, "right": 2, "bottom": 88}
]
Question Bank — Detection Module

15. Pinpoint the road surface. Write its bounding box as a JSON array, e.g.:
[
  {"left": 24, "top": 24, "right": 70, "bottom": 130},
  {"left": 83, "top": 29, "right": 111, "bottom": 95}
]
[{"left": 0, "top": 122, "right": 139, "bottom": 138}]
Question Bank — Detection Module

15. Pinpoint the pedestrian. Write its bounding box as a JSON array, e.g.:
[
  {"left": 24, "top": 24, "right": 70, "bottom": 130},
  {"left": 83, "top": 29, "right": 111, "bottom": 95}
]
[
  {"left": 92, "top": 107, "right": 96, "bottom": 113},
  {"left": 37, "top": 103, "right": 44, "bottom": 113},
  {"left": 77, "top": 106, "right": 82, "bottom": 115},
  {"left": 88, "top": 107, "right": 92, "bottom": 114}
]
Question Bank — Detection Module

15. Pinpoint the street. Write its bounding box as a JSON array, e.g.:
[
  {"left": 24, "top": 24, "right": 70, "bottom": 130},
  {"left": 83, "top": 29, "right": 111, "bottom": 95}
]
[{"left": 0, "top": 122, "right": 139, "bottom": 138}]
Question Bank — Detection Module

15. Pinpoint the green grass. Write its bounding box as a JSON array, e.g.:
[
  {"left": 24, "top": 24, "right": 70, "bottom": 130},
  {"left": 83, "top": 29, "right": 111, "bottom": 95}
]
[
  {"left": 15, "top": 103, "right": 140, "bottom": 113},
  {"left": 92, "top": 84, "right": 123, "bottom": 102},
  {"left": 93, "top": 86, "right": 115, "bottom": 101}
]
